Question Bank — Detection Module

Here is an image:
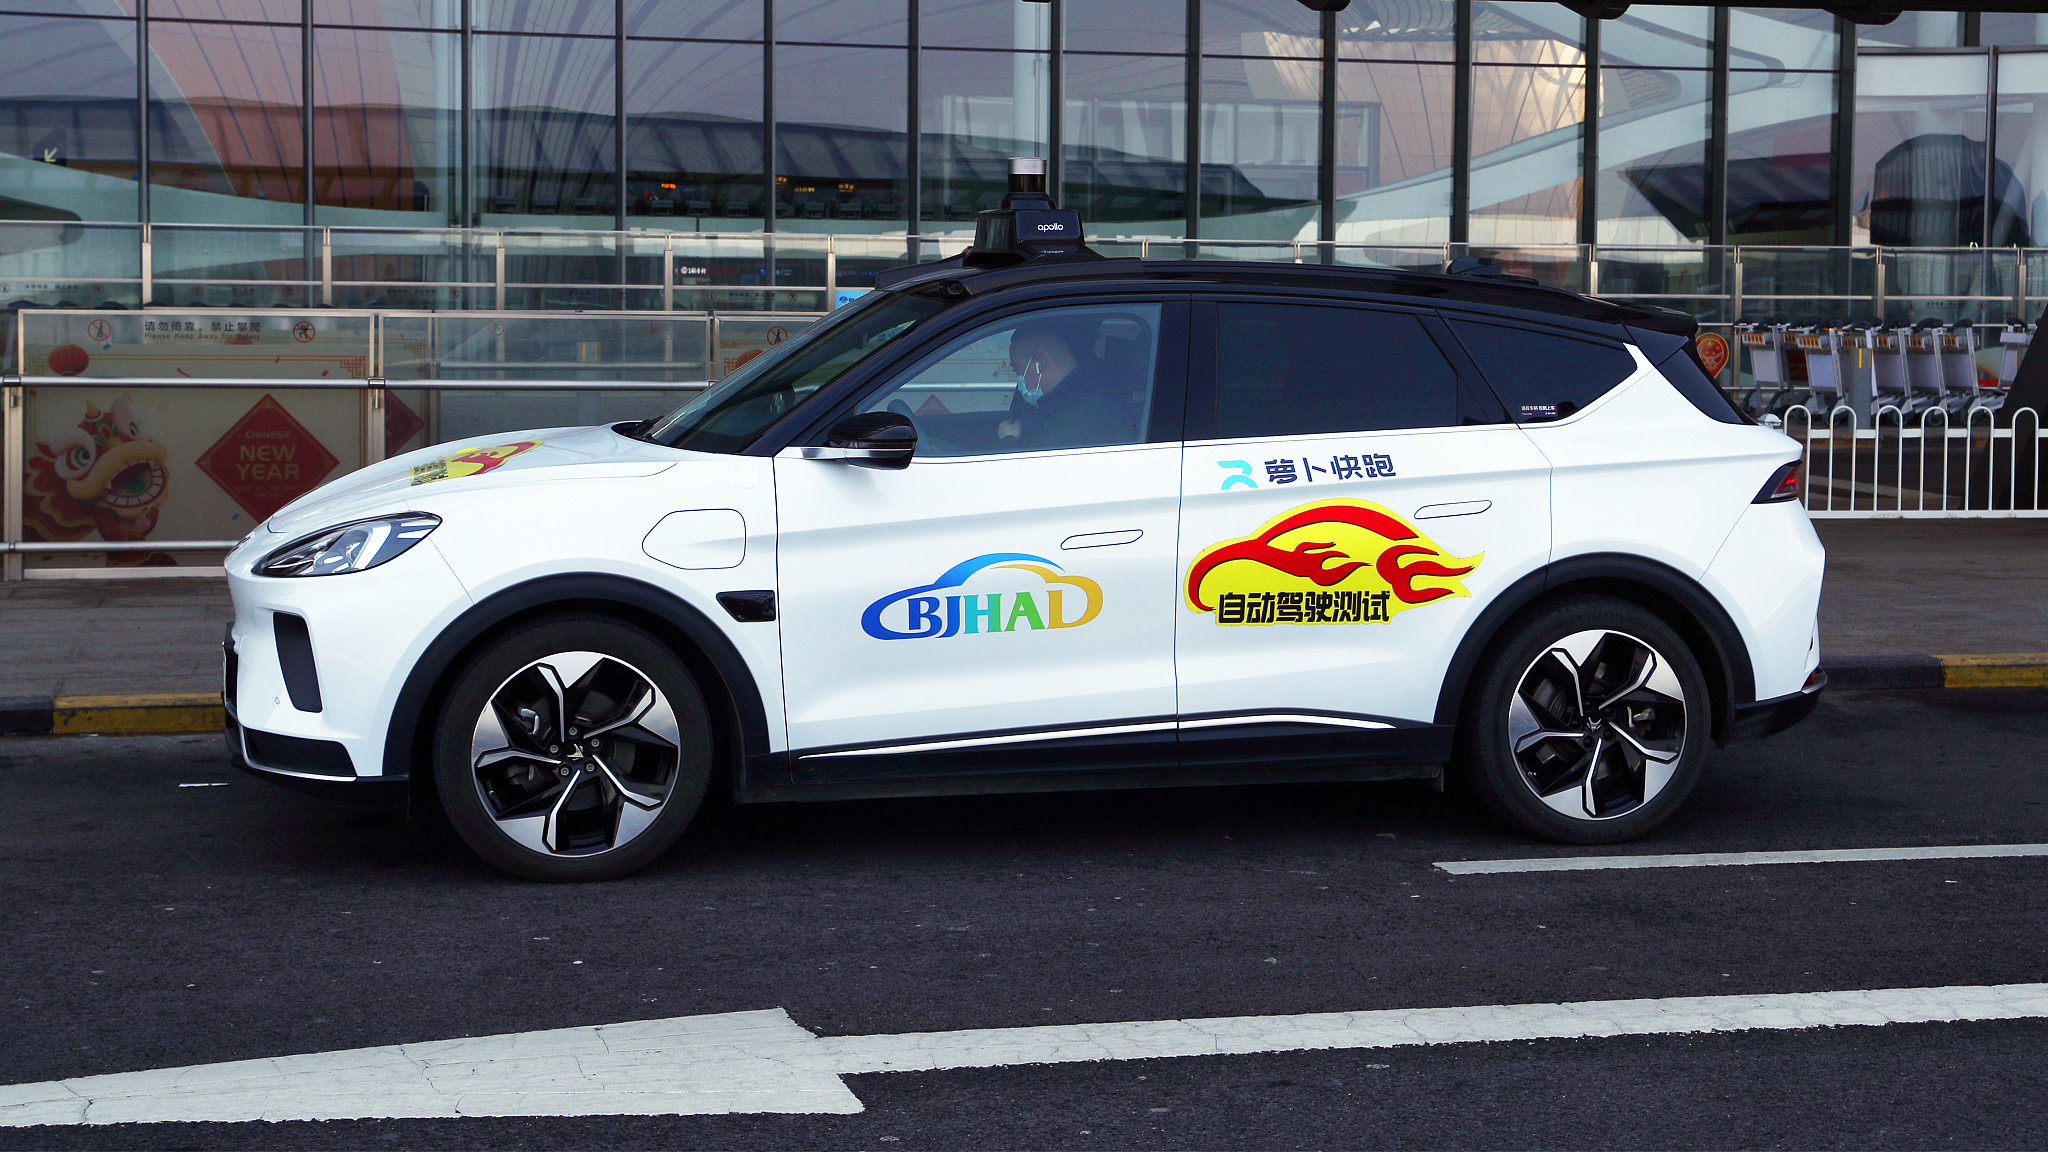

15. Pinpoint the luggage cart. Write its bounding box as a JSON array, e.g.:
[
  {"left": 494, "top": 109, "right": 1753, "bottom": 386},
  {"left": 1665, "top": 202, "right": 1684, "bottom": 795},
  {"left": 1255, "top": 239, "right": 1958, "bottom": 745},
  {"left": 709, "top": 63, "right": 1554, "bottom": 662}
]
[
  {"left": 1901, "top": 318, "right": 1950, "bottom": 416},
  {"left": 1782, "top": 324, "right": 1833, "bottom": 414},
  {"left": 1865, "top": 321, "right": 1912, "bottom": 413},
  {"left": 1934, "top": 320, "right": 1983, "bottom": 416},
  {"left": 1984, "top": 318, "right": 2031, "bottom": 414},
  {"left": 1784, "top": 323, "right": 1870, "bottom": 419},
  {"left": 1736, "top": 320, "right": 1789, "bottom": 414}
]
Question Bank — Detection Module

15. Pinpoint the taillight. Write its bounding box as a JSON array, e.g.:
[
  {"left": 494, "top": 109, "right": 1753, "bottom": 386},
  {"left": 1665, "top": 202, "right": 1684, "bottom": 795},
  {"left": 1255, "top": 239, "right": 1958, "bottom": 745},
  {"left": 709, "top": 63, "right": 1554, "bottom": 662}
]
[{"left": 1754, "top": 461, "right": 1802, "bottom": 504}]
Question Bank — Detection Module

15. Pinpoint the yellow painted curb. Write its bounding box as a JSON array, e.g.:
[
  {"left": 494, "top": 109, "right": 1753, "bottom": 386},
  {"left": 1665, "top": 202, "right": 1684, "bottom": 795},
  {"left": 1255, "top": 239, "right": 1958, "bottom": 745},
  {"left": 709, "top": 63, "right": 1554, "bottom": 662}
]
[
  {"left": 1936, "top": 655, "right": 2048, "bottom": 690},
  {"left": 51, "top": 694, "right": 226, "bottom": 735}
]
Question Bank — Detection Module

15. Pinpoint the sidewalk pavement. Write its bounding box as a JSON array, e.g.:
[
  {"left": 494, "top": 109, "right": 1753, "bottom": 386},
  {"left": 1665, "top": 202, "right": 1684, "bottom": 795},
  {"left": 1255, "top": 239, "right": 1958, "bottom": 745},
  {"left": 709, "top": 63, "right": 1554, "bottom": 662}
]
[{"left": 0, "top": 520, "right": 2043, "bottom": 733}]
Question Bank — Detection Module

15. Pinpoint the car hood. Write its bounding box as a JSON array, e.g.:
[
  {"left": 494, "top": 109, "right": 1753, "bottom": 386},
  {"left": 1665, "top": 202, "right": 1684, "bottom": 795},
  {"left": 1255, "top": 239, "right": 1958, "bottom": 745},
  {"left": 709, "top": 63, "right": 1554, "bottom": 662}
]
[{"left": 263, "top": 424, "right": 685, "bottom": 540}]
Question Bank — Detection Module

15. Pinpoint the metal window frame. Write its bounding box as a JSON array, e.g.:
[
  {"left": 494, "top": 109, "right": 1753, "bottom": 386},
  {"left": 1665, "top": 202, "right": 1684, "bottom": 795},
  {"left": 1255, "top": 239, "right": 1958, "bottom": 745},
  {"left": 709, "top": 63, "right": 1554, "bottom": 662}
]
[
  {"left": 44, "top": 0, "right": 2048, "bottom": 296},
  {"left": 1451, "top": 0, "right": 1472, "bottom": 244},
  {"left": 906, "top": 0, "right": 921, "bottom": 247},
  {"left": 1184, "top": 0, "right": 1202, "bottom": 241},
  {"left": 1319, "top": 8, "right": 1337, "bottom": 248},
  {"left": 1581, "top": 14, "right": 1601, "bottom": 247},
  {"left": 763, "top": 0, "right": 777, "bottom": 237}
]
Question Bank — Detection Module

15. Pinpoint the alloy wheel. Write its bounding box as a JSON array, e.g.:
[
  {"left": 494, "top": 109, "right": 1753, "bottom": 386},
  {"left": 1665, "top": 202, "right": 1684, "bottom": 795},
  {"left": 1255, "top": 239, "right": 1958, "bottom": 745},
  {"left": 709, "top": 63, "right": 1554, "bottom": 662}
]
[
  {"left": 1507, "top": 629, "right": 1688, "bottom": 821},
  {"left": 468, "top": 651, "right": 683, "bottom": 856}
]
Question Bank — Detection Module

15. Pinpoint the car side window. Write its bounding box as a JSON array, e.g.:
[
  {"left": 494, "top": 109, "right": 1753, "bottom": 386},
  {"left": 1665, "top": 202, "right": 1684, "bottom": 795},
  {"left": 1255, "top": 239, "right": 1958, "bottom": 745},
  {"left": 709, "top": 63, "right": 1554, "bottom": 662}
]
[
  {"left": 861, "top": 303, "right": 1163, "bottom": 457},
  {"left": 1447, "top": 319, "right": 1639, "bottom": 423},
  {"left": 1210, "top": 303, "right": 1458, "bottom": 438}
]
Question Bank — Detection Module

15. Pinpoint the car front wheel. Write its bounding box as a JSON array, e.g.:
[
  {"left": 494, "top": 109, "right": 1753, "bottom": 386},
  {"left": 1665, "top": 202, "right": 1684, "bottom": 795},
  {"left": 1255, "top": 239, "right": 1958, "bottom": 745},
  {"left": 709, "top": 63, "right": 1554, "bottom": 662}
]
[
  {"left": 1461, "top": 596, "right": 1708, "bottom": 844},
  {"left": 433, "top": 615, "right": 712, "bottom": 881}
]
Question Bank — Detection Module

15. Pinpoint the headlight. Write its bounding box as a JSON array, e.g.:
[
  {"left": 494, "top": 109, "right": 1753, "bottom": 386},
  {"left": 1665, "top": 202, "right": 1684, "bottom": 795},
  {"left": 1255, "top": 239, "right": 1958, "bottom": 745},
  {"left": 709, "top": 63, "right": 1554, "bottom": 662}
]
[{"left": 257, "top": 514, "right": 441, "bottom": 577}]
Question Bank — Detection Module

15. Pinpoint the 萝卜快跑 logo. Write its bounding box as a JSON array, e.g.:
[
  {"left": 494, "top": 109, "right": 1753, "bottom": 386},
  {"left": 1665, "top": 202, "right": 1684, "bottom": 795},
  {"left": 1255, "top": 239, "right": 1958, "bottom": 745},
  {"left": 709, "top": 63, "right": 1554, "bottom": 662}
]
[
  {"left": 1186, "top": 500, "right": 1480, "bottom": 627},
  {"left": 862, "top": 553, "right": 1103, "bottom": 640}
]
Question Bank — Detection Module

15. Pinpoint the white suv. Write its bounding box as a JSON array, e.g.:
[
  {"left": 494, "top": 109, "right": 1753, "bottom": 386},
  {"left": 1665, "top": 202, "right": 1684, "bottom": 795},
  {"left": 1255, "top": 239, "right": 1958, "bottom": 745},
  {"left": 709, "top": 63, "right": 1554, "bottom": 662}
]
[{"left": 223, "top": 240, "right": 1824, "bottom": 880}]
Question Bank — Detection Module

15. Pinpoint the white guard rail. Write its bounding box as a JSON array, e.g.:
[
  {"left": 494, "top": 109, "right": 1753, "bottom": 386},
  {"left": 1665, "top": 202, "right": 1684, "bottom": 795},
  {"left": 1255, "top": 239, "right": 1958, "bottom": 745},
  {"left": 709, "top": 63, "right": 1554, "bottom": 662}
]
[{"left": 1783, "top": 404, "right": 2047, "bottom": 519}]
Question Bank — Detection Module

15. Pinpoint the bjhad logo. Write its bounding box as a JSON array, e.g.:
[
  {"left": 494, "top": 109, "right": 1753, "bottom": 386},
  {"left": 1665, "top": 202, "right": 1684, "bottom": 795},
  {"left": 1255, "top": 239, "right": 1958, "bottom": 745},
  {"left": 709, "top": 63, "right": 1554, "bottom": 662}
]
[
  {"left": 863, "top": 554, "right": 1103, "bottom": 640},
  {"left": 1186, "top": 500, "right": 1480, "bottom": 627},
  {"left": 409, "top": 440, "right": 541, "bottom": 486}
]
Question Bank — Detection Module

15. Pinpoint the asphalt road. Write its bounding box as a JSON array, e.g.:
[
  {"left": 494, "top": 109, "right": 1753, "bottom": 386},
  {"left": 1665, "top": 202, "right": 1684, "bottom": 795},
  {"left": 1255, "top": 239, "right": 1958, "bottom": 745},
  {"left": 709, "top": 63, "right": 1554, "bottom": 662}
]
[{"left": 2, "top": 686, "right": 2046, "bottom": 1149}]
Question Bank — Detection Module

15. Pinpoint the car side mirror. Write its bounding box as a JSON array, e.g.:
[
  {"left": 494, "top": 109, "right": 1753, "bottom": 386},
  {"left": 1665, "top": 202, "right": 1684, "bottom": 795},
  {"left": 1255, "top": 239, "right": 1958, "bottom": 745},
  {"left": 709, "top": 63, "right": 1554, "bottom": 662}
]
[{"left": 800, "top": 412, "right": 917, "bottom": 470}]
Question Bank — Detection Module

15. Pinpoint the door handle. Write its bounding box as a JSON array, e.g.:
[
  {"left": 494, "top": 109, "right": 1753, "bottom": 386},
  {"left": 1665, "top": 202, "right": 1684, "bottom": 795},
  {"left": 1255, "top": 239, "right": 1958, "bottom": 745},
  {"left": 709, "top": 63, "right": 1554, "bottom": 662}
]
[
  {"left": 1413, "top": 500, "right": 1490, "bottom": 520},
  {"left": 1061, "top": 530, "right": 1143, "bottom": 549}
]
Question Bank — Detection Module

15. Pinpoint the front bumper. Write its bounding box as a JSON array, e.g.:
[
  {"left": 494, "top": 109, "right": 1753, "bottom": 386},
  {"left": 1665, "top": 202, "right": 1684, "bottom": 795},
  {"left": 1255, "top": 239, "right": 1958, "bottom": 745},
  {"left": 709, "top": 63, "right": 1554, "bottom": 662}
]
[
  {"left": 223, "top": 630, "right": 407, "bottom": 804},
  {"left": 1723, "top": 669, "right": 1827, "bottom": 743}
]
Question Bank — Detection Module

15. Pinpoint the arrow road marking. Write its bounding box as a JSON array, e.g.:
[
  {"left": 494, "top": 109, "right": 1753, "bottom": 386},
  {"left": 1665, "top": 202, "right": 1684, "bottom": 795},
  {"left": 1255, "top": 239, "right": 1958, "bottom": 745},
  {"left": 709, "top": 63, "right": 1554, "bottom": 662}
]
[
  {"left": 6, "top": 984, "right": 2047, "bottom": 1125},
  {"left": 1435, "top": 843, "right": 2048, "bottom": 875}
]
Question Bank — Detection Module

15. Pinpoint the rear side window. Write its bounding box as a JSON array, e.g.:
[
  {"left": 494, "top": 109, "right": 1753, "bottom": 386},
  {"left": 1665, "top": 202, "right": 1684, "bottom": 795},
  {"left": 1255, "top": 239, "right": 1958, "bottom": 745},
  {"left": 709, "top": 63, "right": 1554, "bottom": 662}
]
[
  {"left": 1448, "top": 320, "right": 1638, "bottom": 423},
  {"left": 1212, "top": 303, "right": 1458, "bottom": 438}
]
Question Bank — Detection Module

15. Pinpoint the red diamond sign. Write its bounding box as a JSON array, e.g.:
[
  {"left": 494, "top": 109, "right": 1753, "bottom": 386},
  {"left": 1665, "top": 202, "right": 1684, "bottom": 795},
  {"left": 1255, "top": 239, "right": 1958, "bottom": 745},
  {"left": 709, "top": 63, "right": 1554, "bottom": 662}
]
[
  {"left": 197, "top": 394, "right": 342, "bottom": 521},
  {"left": 385, "top": 390, "right": 426, "bottom": 452}
]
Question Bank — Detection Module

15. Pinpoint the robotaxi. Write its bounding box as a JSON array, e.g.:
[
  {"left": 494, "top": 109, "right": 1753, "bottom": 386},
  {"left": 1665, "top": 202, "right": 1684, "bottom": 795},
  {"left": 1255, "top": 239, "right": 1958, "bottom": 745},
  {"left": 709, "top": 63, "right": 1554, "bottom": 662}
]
[{"left": 223, "top": 159, "right": 1825, "bottom": 881}]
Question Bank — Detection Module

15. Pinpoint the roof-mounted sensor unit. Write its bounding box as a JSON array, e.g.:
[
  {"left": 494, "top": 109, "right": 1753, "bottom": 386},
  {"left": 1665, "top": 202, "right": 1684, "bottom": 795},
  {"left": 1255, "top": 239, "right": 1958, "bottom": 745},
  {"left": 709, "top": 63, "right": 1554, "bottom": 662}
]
[
  {"left": 874, "top": 157, "right": 1103, "bottom": 290},
  {"left": 961, "top": 157, "right": 1098, "bottom": 267}
]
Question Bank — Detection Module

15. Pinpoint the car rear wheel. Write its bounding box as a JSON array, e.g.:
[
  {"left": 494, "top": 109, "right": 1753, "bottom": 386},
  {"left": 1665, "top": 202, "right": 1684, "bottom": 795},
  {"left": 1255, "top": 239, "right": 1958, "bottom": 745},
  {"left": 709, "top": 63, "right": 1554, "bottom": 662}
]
[
  {"left": 433, "top": 615, "right": 712, "bottom": 881},
  {"left": 1460, "top": 596, "right": 1708, "bottom": 844}
]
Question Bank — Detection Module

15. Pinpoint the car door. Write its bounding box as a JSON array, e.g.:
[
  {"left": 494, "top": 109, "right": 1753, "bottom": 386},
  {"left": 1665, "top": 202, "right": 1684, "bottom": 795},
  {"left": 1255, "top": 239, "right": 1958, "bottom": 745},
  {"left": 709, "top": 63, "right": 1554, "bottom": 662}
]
[
  {"left": 1175, "top": 297, "right": 1552, "bottom": 770},
  {"left": 774, "top": 299, "right": 1186, "bottom": 784}
]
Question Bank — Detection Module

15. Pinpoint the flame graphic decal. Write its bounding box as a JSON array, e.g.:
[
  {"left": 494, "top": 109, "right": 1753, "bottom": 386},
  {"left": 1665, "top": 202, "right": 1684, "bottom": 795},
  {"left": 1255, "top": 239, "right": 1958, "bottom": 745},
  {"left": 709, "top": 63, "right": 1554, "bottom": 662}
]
[
  {"left": 1185, "top": 500, "right": 1481, "bottom": 626},
  {"left": 409, "top": 439, "right": 542, "bottom": 486}
]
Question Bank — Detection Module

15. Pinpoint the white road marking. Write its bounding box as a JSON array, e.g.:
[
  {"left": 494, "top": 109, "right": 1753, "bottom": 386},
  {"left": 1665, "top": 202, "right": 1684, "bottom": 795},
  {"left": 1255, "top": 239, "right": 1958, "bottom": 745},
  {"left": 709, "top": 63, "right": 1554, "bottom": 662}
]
[
  {"left": 0, "top": 1010, "right": 863, "bottom": 1126},
  {"left": 6, "top": 984, "right": 2047, "bottom": 1125},
  {"left": 1434, "top": 843, "right": 2048, "bottom": 875}
]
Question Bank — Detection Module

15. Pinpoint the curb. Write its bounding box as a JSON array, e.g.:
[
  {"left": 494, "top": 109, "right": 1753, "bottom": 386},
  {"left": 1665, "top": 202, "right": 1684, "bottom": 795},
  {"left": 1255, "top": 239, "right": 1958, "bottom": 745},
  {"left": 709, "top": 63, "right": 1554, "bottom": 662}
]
[
  {"left": 0, "top": 694, "right": 225, "bottom": 737},
  {"left": 2, "top": 657, "right": 2045, "bottom": 738},
  {"left": 1826, "top": 654, "right": 2048, "bottom": 691}
]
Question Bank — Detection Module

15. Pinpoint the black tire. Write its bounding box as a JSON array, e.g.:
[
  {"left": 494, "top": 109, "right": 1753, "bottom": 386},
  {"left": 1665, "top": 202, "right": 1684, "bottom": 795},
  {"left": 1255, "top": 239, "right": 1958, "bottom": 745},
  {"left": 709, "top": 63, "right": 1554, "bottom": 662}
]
[
  {"left": 432, "top": 615, "right": 712, "bottom": 881},
  {"left": 1459, "top": 596, "right": 1709, "bottom": 844}
]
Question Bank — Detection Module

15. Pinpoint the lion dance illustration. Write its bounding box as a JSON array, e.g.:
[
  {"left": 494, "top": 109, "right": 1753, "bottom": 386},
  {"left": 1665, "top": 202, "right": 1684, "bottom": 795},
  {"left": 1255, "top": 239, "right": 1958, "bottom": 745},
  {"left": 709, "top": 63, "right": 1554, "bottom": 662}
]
[{"left": 23, "top": 398, "right": 176, "bottom": 567}]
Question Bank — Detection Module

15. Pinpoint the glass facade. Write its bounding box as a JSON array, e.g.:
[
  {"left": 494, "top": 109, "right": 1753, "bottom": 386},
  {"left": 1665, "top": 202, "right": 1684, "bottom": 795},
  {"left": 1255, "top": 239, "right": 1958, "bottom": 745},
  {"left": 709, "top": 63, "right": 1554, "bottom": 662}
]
[{"left": 0, "top": 2, "right": 2045, "bottom": 248}]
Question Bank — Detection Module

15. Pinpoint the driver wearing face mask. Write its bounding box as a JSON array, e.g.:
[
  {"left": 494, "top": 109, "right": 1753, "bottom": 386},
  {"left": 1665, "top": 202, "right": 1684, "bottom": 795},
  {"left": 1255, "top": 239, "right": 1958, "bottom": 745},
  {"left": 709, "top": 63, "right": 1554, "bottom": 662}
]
[{"left": 994, "top": 320, "right": 1134, "bottom": 450}]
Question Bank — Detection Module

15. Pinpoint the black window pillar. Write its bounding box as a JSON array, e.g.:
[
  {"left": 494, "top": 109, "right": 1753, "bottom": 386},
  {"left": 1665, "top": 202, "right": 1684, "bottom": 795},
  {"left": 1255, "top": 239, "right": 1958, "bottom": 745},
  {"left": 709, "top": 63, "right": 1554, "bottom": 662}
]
[
  {"left": 1048, "top": 0, "right": 1064, "bottom": 209},
  {"left": 303, "top": 0, "right": 315, "bottom": 228},
  {"left": 763, "top": 0, "right": 776, "bottom": 237},
  {"left": 1707, "top": 6, "right": 1729, "bottom": 248},
  {"left": 1984, "top": 46, "right": 1999, "bottom": 251},
  {"left": 1830, "top": 15, "right": 1856, "bottom": 247},
  {"left": 907, "top": 0, "right": 921, "bottom": 251},
  {"left": 137, "top": 0, "right": 150, "bottom": 228},
  {"left": 1450, "top": 0, "right": 1471, "bottom": 245},
  {"left": 460, "top": 0, "right": 474, "bottom": 226},
  {"left": 1319, "top": 7, "right": 1336, "bottom": 247},
  {"left": 1580, "top": 15, "right": 1598, "bottom": 247},
  {"left": 615, "top": 0, "right": 628, "bottom": 234},
  {"left": 1185, "top": 0, "right": 1201, "bottom": 241}
]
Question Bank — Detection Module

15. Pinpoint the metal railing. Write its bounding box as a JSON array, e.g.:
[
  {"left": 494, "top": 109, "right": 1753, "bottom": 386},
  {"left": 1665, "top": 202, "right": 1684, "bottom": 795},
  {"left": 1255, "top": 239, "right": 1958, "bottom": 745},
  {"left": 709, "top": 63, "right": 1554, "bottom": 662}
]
[
  {"left": 5, "top": 223, "right": 2046, "bottom": 327},
  {"left": 10, "top": 235, "right": 2048, "bottom": 578},
  {"left": 0, "top": 371, "right": 741, "bottom": 581},
  {"left": 1784, "top": 404, "right": 2046, "bottom": 518}
]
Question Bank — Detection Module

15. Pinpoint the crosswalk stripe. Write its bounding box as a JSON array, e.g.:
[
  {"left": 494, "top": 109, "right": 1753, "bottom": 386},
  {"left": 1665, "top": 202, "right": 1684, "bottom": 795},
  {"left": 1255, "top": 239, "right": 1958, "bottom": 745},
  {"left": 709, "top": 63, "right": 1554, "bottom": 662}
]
[
  {"left": 1434, "top": 843, "right": 2048, "bottom": 875},
  {"left": 7, "top": 984, "right": 2046, "bottom": 1125}
]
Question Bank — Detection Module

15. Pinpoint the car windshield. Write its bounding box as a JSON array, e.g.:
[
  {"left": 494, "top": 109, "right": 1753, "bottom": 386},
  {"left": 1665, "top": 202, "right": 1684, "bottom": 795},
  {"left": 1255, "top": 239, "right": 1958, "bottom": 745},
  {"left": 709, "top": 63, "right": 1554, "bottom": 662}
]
[{"left": 642, "top": 293, "right": 947, "bottom": 453}]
